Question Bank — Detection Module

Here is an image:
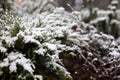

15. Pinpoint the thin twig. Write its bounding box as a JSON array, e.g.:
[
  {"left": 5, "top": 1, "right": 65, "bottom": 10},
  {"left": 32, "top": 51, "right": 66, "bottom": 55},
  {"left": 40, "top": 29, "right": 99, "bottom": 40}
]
[{"left": 77, "top": 49, "right": 98, "bottom": 73}]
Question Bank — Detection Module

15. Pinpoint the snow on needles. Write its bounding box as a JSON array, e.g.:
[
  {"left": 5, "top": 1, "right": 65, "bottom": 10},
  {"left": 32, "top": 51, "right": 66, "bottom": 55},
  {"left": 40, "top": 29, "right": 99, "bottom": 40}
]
[
  {"left": 0, "top": 52, "right": 34, "bottom": 74},
  {"left": 0, "top": 7, "right": 120, "bottom": 80}
]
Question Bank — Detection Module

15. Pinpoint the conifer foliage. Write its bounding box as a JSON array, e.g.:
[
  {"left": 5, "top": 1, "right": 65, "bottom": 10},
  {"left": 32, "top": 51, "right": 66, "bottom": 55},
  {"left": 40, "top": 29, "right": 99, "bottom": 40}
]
[{"left": 0, "top": 0, "right": 120, "bottom": 80}]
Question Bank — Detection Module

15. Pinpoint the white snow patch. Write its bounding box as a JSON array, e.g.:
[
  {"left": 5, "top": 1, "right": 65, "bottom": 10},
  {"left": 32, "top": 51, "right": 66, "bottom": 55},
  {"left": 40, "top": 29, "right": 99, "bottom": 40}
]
[
  {"left": 9, "top": 62, "right": 17, "bottom": 72},
  {"left": 34, "top": 75, "right": 43, "bottom": 80},
  {"left": 0, "top": 46, "right": 7, "bottom": 53},
  {"left": 0, "top": 52, "right": 35, "bottom": 74},
  {"left": 109, "top": 50, "right": 120, "bottom": 57},
  {"left": 45, "top": 43, "right": 57, "bottom": 51},
  {"left": 0, "top": 58, "right": 9, "bottom": 67}
]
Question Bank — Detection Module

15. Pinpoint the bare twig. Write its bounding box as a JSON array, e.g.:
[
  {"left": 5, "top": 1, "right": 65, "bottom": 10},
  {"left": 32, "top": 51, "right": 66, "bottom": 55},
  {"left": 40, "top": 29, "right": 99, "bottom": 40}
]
[{"left": 77, "top": 49, "right": 98, "bottom": 73}]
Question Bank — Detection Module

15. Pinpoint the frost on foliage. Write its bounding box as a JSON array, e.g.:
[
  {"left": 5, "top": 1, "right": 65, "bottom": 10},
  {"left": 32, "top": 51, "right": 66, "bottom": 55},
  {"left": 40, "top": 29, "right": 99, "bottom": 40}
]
[
  {"left": 0, "top": 52, "right": 34, "bottom": 73},
  {"left": 0, "top": 42, "right": 7, "bottom": 53},
  {"left": 46, "top": 61, "right": 72, "bottom": 79},
  {"left": 108, "top": 0, "right": 118, "bottom": 11},
  {"left": 109, "top": 50, "right": 120, "bottom": 57},
  {"left": 18, "top": 8, "right": 82, "bottom": 79},
  {"left": 11, "top": 0, "right": 57, "bottom": 15},
  {"left": 10, "top": 52, "right": 34, "bottom": 73},
  {"left": 20, "top": 7, "right": 120, "bottom": 59},
  {"left": 0, "top": 6, "right": 120, "bottom": 79},
  {"left": 0, "top": 7, "right": 81, "bottom": 80},
  {"left": 88, "top": 32, "right": 120, "bottom": 57}
]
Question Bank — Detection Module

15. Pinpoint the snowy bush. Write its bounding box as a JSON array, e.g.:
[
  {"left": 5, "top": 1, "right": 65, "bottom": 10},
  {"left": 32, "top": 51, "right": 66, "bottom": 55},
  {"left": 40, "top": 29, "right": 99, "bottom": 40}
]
[
  {"left": 0, "top": 0, "right": 120, "bottom": 80},
  {"left": 10, "top": 0, "right": 57, "bottom": 15},
  {"left": 0, "top": 8, "right": 80, "bottom": 80}
]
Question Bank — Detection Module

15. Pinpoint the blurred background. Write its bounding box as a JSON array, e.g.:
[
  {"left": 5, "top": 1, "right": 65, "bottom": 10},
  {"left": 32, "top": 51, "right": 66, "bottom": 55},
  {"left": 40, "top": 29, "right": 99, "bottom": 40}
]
[
  {"left": 1, "top": 0, "right": 120, "bottom": 12},
  {"left": 56, "top": 0, "right": 120, "bottom": 11}
]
